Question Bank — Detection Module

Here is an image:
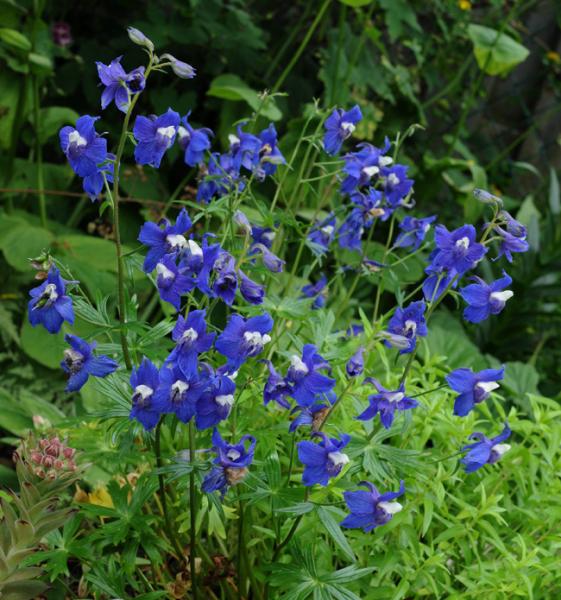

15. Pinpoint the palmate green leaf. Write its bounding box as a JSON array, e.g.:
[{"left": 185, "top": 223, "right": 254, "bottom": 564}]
[
  {"left": 316, "top": 506, "right": 356, "bottom": 562},
  {"left": 467, "top": 24, "right": 529, "bottom": 76}
]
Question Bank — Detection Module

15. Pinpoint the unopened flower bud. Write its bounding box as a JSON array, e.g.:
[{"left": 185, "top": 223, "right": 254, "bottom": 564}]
[
  {"left": 63, "top": 447, "right": 76, "bottom": 459},
  {"left": 234, "top": 210, "right": 252, "bottom": 235},
  {"left": 160, "top": 53, "right": 196, "bottom": 79},
  {"left": 30, "top": 451, "right": 43, "bottom": 464},
  {"left": 473, "top": 188, "right": 503, "bottom": 207},
  {"left": 54, "top": 459, "right": 64, "bottom": 470},
  {"left": 42, "top": 455, "right": 54, "bottom": 468},
  {"left": 127, "top": 26, "right": 154, "bottom": 52},
  {"left": 312, "top": 407, "right": 330, "bottom": 432}
]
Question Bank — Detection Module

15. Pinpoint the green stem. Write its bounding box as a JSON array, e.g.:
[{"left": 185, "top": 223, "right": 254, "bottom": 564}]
[
  {"left": 237, "top": 494, "right": 245, "bottom": 599},
  {"left": 271, "top": 0, "right": 332, "bottom": 93},
  {"left": 372, "top": 213, "right": 397, "bottom": 323},
  {"left": 189, "top": 420, "right": 199, "bottom": 600},
  {"left": 32, "top": 78, "right": 46, "bottom": 227},
  {"left": 154, "top": 419, "right": 185, "bottom": 562}
]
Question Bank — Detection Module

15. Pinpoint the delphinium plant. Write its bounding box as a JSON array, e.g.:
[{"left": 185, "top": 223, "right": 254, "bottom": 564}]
[{"left": 20, "top": 26, "right": 542, "bottom": 599}]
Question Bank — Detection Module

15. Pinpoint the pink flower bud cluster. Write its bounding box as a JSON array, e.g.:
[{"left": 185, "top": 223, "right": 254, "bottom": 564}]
[{"left": 25, "top": 436, "right": 77, "bottom": 480}]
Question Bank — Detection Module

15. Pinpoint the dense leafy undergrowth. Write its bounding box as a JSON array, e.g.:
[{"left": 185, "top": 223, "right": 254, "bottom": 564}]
[{"left": 1, "top": 16, "right": 561, "bottom": 600}]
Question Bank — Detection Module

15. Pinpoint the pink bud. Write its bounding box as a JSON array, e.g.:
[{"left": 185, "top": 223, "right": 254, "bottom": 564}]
[
  {"left": 30, "top": 451, "right": 43, "bottom": 464},
  {"left": 54, "top": 459, "right": 64, "bottom": 470},
  {"left": 63, "top": 447, "right": 76, "bottom": 459},
  {"left": 42, "top": 456, "right": 54, "bottom": 468}
]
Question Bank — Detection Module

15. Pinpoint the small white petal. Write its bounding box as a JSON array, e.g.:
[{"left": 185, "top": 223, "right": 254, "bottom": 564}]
[
  {"left": 378, "top": 500, "right": 402, "bottom": 515},
  {"left": 476, "top": 381, "right": 500, "bottom": 394},
  {"left": 328, "top": 451, "right": 349, "bottom": 467},
  {"left": 491, "top": 443, "right": 511, "bottom": 457},
  {"left": 490, "top": 290, "right": 514, "bottom": 303}
]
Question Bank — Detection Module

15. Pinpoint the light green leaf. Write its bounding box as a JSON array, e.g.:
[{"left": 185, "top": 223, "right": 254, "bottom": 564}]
[
  {"left": 0, "top": 223, "right": 54, "bottom": 271},
  {"left": 467, "top": 24, "right": 529, "bottom": 76},
  {"left": 207, "top": 74, "right": 282, "bottom": 121},
  {"left": 0, "top": 27, "right": 31, "bottom": 52},
  {"left": 20, "top": 319, "right": 66, "bottom": 369},
  {"left": 316, "top": 506, "right": 355, "bottom": 562}
]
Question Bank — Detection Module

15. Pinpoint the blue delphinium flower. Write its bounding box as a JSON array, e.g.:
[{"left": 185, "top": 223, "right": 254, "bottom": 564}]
[
  {"left": 138, "top": 208, "right": 192, "bottom": 272},
  {"left": 308, "top": 213, "right": 336, "bottom": 255},
  {"left": 196, "top": 373, "right": 236, "bottom": 430},
  {"left": 250, "top": 243, "right": 285, "bottom": 273},
  {"left": 338, "top": 208, "right": 367, "bottom": 251},
  {"left": 129, "top": 357, "right": 161, "bottom": 430},
  {"left": 197, "top": 152, "right": 244, "bottom": 203},
  {"left": 289, "top": 398, "right": 333, "bottom": 432},
  {"left": 152, "top": 363, "right": 207, "bottom": 423},
  {"left": 202, "top": 429, "right": 256, "bottom": 496},
  {"left": 263, "top": 361, "right": 292, "bottom": 409},
  {"left": 346, "top": 347, "right": 364, "bottom": 377},
  {"left": 446, "top": 366, "right": 504, "bottom": 417},
  {"left": 239, "top": 271, "right": 265, "bottom": 305},
  {"left": 252, "top": 124, "right": 285, "bottom": 180},
  {"left": 95, "top": 56, "right": 145, "bottom": 112},
  {"left": 460, "top": 271, "right": 513, "bottom": 323},
  {"left": 395, "top": 215, "right": 436, "bottom": 250},
  {"left": 61, "top": 334, "right": 118, "bottom": 392},
  {"left": 207, "top": 252, "right": 238, "bottom": 305},
  {"left": 341, "top": 480, "right": 405, "bottom": 532},
  {"left": 493, "top": 211, "right": 529, "bottom": 262},
  {"left": 297, "top": 432, "right": 350, "bottom": 486},
  {"left": 215, "top": 313, "right": 273, "bottom": 370},
  {"left": 386, "top": 301, "right": 427, "bottom": 354},
  {"left": 286, "top": 344, "right": 336, "bottom": 407},
  {"left": 155, "top": 254, "right": 192, "bottom": 311},
  {"left": 323, "top": 105, "right": 362, "bottom": 155},
  {"left": 430, "top": 224, "right": 487, "bottom": 275},
  {"left": 341, "top": 139, "right": 392, "bottom": 194},
  {"left": 357, "top": 378, "right": 418, "bottom": 429},
  {"left": 177, "top": 113, "right": 213, "bottom": 166},
  {"left": 82, "top": 154, "right": 115, "bottom": 201},
  {"left": 28, "top": 266, "right": 74, "bottom": 334},
  {"left": 167, "top": 309, "right": 216, "bottom": 376},
  {"left": 59, "top": 115, "right": 107, "bottom": 177},
  {"left": 381, "top": 164, "right": 413, "bottom": 207},
  {"left": 251, "top": 226, "right": 276, "bottom": 249},
  {"left": 422, "top": 264, "right": 457, "bottom": 301},
  {"left": 133, "top": 108, "right": 180, "bottom": 168},
  {"left": 461, "top": 422, "right": 511, "bottom": 473},
  {"left": 301, "top": 274, "right": 328, "bottom": 309}
]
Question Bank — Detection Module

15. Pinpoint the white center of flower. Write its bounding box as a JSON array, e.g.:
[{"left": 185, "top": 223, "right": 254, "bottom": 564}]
[
  {"left": 156, "top": 262, "right": 175, "bottom": 280},
  {"left": 187, "top": 239, "right": 203, "bottom": 257},
  {"left": 491, "top": 443, "right": 511, "bottom": 457},
  {"left": 243, "top": 331, "right": 271, "bottom": 347},
  {"left": 404, "top": 319, "right": 417, "bottom": 334},
  {"left": 216, "top": 394, "right": 235, "bottom": 407},
  {"left": 171, "top": 380, "right": 189, "bottom": 395},
  {"left": 226, "top": 449, "right": 241, "bottom": 461},
  {"left": 328, "top": 451, "right": 350, "bottom": 467},
  {"left": 362, "top": 165, "right": 380, "bottom": 178},
  {"left": 340, "top": 121, "right": 355, "bottom": 135},
  {"left": 475, "top": 381, "right": 500, "bottom": 394},
  {"left": 166, "top": 233, "right": 187, "bottom": 249},
  {"left": 65, "top": 348, "right": 83, "bottom": 362},
  {"left": 490, "top": 290, "right": 514, "bottom": 303},
  {"left": 157, "top": 126, "right": 176, "bottom": 145},
  {"left": 386, "top": 392, "right": 405, "bottom": 403},
  {"left": 68, "top": 130, "right": 87, "bottom": 148},
  {"left": 290, "top": 355, "right": 309, "bottom": 374},
  {"left": 455, "top": 236, "right": 470, "bottom": 249},
  {"left": 176, "top": 125, "right": 189, "bottom": 142},
  {"left": 378, "top": 500, "right": 403, "bottom": 515},
  {"left": 422, "top": 222, "right": 431, "bottom": 232},
  {"left": 262, "top": 231, "right": 276, "bottom": 243},
  {"left": 387, "top": 173, "right": 400, "bottom": 186},
  {"left": 134, "top": 384, "right": 153, "bottom": 400},
  {"left": 181, "top": 328, "right": 198, "bottom": 343},
  {"left": 321, "top": 225, "right": 334, "bottom": 236},
  {"left": 379, "top": 156, "right": 393, "bottom": 167},
  {"left": 228, "top": 134, "right": 240, "bottom": 147},
  {"left": 44, "top": 283, "right": 59, "bottom": 302}
]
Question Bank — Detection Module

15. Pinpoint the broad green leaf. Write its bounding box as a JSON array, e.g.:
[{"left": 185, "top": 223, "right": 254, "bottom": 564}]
[
  {"left": 32, "top": 106, "right": 80, "bottom": 145},
  {"left": 207, "top": 74, "right": 282, "bottom": 121},
  {"left": 0, "top": 223, "right": 54, "bottom": 271},
  {"left": 20, "top": 319, "right": 66, "bottom": 369},
  {"left": 549, "top": 167, "right": 560, "bottom": 215},
  {"left": 467, "top": 24, "right": 529, "bottom": 76},
  {"left": 0, "top": 27, "right": 31, "bottom": 52},
  {"left": 0, "top": 390, "right": 32, "bottom": 435}
]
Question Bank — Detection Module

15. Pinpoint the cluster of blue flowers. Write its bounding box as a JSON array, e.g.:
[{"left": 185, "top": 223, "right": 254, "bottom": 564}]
[{"left": 27, "top": 28, "right": 531, "bottom": 536}]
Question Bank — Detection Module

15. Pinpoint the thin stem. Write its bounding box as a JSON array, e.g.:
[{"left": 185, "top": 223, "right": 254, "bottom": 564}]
[
  {"left": 271, "top": 489, "right": 310, "bottom": 562},
  {"left": 372, "top": 213, "right": 397, "bottom": 323},
  {"left": 237, "top": 493, "right": 245, "bottom": 600},
  {"left": 154, "top": 419, "right": 185, "bottom": 562},
  {"left": 32, "top": 78, "right": 46, "bottom": 227},
  {"left": 271, "top": 0, "right": 331, "bottom": 93},
  {"left": 189, "top": 420, "right": 199, "bottom": 600}
]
